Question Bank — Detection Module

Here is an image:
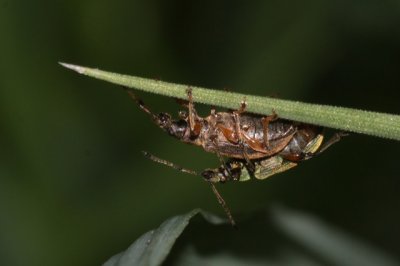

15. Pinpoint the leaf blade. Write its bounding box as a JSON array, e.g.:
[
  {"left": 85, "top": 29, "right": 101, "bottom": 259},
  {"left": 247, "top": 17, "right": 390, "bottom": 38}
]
[
  {"left": 103, "top": 209, "right": 226, "bottom": 266},
  {"left": 60, "top": 63, "right": 400, "bottom": 141}
]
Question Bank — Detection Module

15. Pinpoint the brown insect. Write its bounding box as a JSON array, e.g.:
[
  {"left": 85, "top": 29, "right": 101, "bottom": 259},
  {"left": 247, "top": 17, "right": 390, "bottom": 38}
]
[
  {"left": 143, "top": 127, "right": 345, "bottom": 226},
  {"left": 126, "top": 88, "right": 300, "bottom": 168},
  {"left": 201, "top": 129, "right": 346, "bottom": 183},
  {"left": 127, "top": 88, "right": 346, "bottom": 226}
]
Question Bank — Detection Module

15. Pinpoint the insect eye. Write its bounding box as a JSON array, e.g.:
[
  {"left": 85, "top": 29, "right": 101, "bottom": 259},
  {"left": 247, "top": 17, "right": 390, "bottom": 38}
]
[
  {"left": 158, "top": 113, "right": 171, "bottom": 125},
  {"left": 201, "top": 170, "right": 213, "bottom": 180},
  {"left": 201, "top": 170, "right": 220, "bottom": 183}
]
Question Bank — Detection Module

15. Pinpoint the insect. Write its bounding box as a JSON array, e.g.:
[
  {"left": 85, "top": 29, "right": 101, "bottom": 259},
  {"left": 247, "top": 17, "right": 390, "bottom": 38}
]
[
  {"left": 201, "top": 130, "right": 346, "bottom": 183},
  {"left": 142, "top": 128, "right": 346, "bottom": 226},
  {"left": 126, "top": 88, "right": 299, "bottom": 167},
  {"left": 127, "top": 88, "right": 346, "bottom": 226}
]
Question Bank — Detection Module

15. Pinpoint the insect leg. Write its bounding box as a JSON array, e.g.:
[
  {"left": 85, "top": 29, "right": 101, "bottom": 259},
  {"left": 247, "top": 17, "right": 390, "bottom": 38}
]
[
  {"left": 185, "top": 88, "right": 203, "bottom": 136},
  {"left": 316, "top": 132, "right": 348, "bottom": 154},
  {"left": 301, "top": 132, "right": 348, "bottom": 160},
  {"left": 237, "top": 98, "right": 247, "bottom": 113},
  {"left": 261, "top": 110, "right": 278, "bottom": 149},
  {"left": 186, "top": 87, "right": 196, "bottom": 131},
  {"left": 232, "top": 110, "right": 255, "bottom": 171},
  {"left": 208, "top": 111, "right": 238, "bottom": 181}
]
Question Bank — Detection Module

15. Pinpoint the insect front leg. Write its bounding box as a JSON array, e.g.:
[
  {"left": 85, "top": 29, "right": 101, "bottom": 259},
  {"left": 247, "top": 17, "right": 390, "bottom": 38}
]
[
  {"left": 186, "top": 88, "right": 202, "bottom": 136},
  {"left": 232, "top": 100, "right": 255, "bottom": 171}
]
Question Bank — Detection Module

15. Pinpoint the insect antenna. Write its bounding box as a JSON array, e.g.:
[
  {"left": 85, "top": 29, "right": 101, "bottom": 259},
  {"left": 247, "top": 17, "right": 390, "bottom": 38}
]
[
  {"left": 142, "top": 151, "right": 236, "bottom": 227},
  {"left": 142, "top": 151, "right": 198, "bottom": 176},
  {"left": 124, "top": 88, "right": 158, "bottom": 121}
]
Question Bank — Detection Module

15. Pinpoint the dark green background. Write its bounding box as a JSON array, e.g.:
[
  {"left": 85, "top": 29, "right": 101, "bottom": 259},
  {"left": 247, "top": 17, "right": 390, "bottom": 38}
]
[{"left": 1, "top": 1, "right": 399, "bottom": 265}]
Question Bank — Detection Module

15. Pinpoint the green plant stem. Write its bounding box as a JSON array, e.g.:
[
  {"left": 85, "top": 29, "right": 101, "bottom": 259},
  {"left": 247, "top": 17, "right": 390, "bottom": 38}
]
[{"left": 60, "top": 62, "right": 400, "bottom": 141}]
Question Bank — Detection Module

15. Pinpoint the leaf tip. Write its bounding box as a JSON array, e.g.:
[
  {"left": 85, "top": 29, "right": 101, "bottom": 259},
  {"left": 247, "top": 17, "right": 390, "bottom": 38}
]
[{"left": 59, "top": 62, "right": 86, "bottom": 74}]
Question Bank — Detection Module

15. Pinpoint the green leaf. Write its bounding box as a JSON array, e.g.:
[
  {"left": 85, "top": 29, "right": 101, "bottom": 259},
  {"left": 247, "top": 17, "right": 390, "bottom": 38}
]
[
  {"left": 60, "top": 63, "right": 400, "bottom": 141},
  {"left": 103, "top": 207, "right": 398, "bottom": 266},
  {"left": 103, "top": 209, "right": 226, "bottom": 266}
]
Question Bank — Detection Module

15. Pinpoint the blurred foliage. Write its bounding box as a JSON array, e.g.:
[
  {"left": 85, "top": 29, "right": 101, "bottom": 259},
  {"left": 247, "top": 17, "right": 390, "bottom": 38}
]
[
  {"left": 104, "top": 208, "right": 398, "bottom": 266},
  {"left": 0, "top": 1, "right": 399, "bottom": 265}
]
